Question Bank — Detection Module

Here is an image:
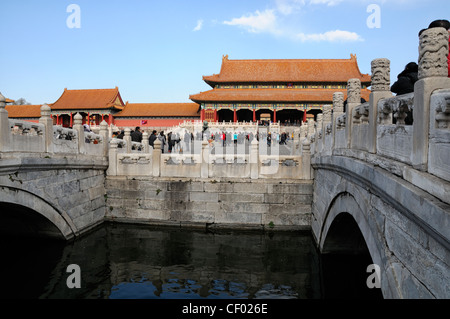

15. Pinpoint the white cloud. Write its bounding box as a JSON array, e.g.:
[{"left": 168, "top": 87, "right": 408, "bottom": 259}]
[
  {"left": 223, "top": 2, "right": 364, "bottom": 43},
  {"left": 275, "top": 0, "right": 305, "bottom": 15},
  {"left": 296, "top": 29, "right": 363, "bottom": 42},
  {"left": 308, "top": 0, "right": 343, "bottom": 6},
  {"left": 223, "top": 9, "right": 280, "bottom": 35},
  {"left": 193, "top": 19, "right": 203, "bottom": 32}
]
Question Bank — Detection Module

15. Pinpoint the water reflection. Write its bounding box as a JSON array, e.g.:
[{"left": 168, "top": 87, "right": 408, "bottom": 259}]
[
  {"left": 0, "top": 223, "right": 320, "bottom": 299},
  {"left": 0, "top": 222, "right": 382, "bottom": 299}
]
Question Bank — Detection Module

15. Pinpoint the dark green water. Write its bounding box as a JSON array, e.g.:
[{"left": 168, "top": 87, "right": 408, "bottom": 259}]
[{"left": 0, "top": 222, "right": 382, "bottom": 299}]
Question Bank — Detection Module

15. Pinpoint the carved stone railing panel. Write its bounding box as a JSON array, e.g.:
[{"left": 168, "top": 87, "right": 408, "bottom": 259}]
[
  {"left": 429, "top": 89, "right": 450, "bottom": 182},
  {"left": 434, "top": 94, "right": 450, "bottom": 129},
  {"left": 359, "top": 103, "right": 370, "bottom": 124},
  {"left": 10, "top": 120, "right": 44, "bottom": 136},
  {"left": 378, "top": 93, "right": 414, "bottom": 125}
]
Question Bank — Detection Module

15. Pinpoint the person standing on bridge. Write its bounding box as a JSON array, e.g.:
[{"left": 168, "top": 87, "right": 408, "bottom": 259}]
[
  {"left": 149, "top": 130, "right": 157, "bottom": 148},
  {"left": 158, "top": 131, "right": 166, "bottom": 153},
  {"left": 184, "top": 130, "right": 191, "bottom": 153},
  {"left": 391, "top": 62, "right": 418, "bottom": 96},
  {"left": 390, "top": 62, "right": 418, "bottom": 125},
  {"left": 131, "top": 126, "right": 143, "bottom": 143}
]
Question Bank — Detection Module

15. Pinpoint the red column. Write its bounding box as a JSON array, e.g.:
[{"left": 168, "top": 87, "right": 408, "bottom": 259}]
[
  {"left": 70, "top": 113, "right": 73, "bottom": 127},
  {"left": 101, "top": 114, "right": 104, "bottom": 123},
  {"left": 56, "top": 114, "right": 60, "bottom": 125},
  {"left": 200, "top": 109, "right": 205, "bottom": 122},
  {"left": 273, "top": 110, "right": 277, "bottom": 123},
  {"left": 233, "top": 109, "right": 237, "bottom": 123},
  {"left": 214, "top": 110, "right": 218, "bottom": 122},
  {"left": 253, "top": 109, "right": 256, "bottom": 122}
]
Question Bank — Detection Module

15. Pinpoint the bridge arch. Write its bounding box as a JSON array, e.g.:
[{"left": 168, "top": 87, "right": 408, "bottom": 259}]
[
  {"left": 318, "top": 191, "right": 387, "bottom": 298},
  {"left": 312, "top": 154, "right": 450, "bottom": 298},
  {"left": 0, "top": 185, "right": 78, "bottom": 240}
]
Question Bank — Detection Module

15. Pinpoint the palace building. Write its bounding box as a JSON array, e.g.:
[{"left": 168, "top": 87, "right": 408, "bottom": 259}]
[
  {"left": 190, "top": 54, "right": 371, "bottom": 123},
  {"left": 50, "top": 87, "right": 125, "bottom": 127},
  {"left": 5, "top": 87, "right": 200, "bottom": 128},
  {"left": 5, "top": 54, "right": 371, "bottom": 128}
]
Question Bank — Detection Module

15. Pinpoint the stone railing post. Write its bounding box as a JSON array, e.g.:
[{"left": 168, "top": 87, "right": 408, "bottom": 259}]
[
  {"left": 323, "top": 104, "right": 332, "bottom": 130},
  {"left": 107, "top": 142, "right": 118, "bottom": 176},
  {"left": 99, "top": 120, "right": 109, "bottom": 157},
  {"left": 412, "top": 27, "right": 450, "bottom": 170},
  {"left": 316, "top": 113, "right": 323, "bottom": 153},
  {"left": 307, "top": 118, "right": 315, "bottom": 138},
  {"left": 39, "top": 104, "right": 53, "bottom": 153},
  {"left": 124, "top": 128, "right": 132, "bottom": 153},
  {"left": 331, "top": 92, "right": 344, "bottom": 152},
  {"left": 72, "top": 113, "right": 85, "bottom": 154},
  {"left": 346, "top": 78, "right": 361, "bottom": 148},
  {"left": 250, "top": 138, "right": 259, "bottom": 179},
  {"left": 201, "top": 137, "right": 209, "bottom": 178},
  {"left": 301, "top": 138, "right": 311, "bottom": 180},
  {"left": 369, "top": 58, "right": 393, "bottom": 153},
  {"left": 142, "top": 131, "right": 149, "bottom": 153},
  {"left": 291, "top": 128, "right": 300, "bottom": 155},
  {"left": 0, "top": 92, "right": 10, "bottom": 151},
  {"left": 317, "top": 114, "right": 323, "bottom": 133},
  {"left": 152, "top": 138, "right": 161, "bottom": 177}
]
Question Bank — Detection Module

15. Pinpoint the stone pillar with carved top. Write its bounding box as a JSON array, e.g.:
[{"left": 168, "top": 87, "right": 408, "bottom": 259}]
[
  {"left": 0, "top": 92, "right": 10, "bottom": 151},
  {"left": 345, "top": 78, "right": 361, "bottom": 148},
  {"left": 201, "top": 137, "right": 209, "bottom": 178},
  {"left": 142, "top": 131, "right": 149, "bottom": 154},
  {"left": 107, "top": 141, "right": 118, "bottom": 176},
  {"left": 124, "top": 128, "right": 132, "bottom": 153},
  {"left": 412, "top": 27, "right": 450, "bottom": 170},
  {"left": 39, "top": 104, "right": 54, "bottom": 153},
  {"left": 99, "top": 120, "right": 109, "bottom": 157},
  {"left": 152, "top": 138, "right": 161, "bottom": 177},
  {"left": 369, "top": 58, "right": 393, "bottom": 153},
  {"left": 72, "top": 113, "right": 85, "bottom": 154},
  {"left": 332, "top": 92, "right": 344, "bottom": 151},
  {"left": 250, "top": 138, "right": 259, "bottom": 179},
  {"left": 301, "top": 138, "right": 312, "bottom": 180}
]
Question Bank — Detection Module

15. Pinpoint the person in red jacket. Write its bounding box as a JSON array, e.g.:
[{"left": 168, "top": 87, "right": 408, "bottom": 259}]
[{"left": 428, "top": 19, "right": 450, "bottom": 77}]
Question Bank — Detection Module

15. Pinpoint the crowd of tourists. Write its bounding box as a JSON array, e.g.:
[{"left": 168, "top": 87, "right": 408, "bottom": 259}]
[{"left": 113, "top": 126, "right": 293, "bottom": 154}]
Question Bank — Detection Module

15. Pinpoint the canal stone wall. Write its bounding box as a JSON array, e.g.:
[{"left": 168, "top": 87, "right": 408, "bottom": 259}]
[{"left": 105, "top": 176, "right": 313, "bottom": 230}]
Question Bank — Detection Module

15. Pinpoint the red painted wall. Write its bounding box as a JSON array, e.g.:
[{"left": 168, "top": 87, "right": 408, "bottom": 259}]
[{"left": 113, "top": 118, "right": 200, "bottom": 128}]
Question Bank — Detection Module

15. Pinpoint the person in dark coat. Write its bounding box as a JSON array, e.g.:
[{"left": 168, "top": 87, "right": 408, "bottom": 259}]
[
  {"left": 149, "top": 130, "right": 157, "bottom": 148},
  {"left": 131, "top": 126, "right": 143, "bottom": 142},
  {"left": 391, "top": 62, "right": 418, "bottom": 125},
  {"left": 391, "top": 62, "right": 418, "bottom": 96},
  {"left": 158, "top": 131, "right": 166, "bottom": 153}
]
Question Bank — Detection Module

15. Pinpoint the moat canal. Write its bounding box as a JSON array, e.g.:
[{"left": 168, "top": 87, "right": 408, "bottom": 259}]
[{"left": 0, "top": 222, "right": 382, "bottom": 299}]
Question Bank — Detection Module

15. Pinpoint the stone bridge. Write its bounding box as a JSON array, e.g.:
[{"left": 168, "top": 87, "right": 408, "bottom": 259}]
[{"left": 0, "top": 27, "right": 449, "bottom": 298}]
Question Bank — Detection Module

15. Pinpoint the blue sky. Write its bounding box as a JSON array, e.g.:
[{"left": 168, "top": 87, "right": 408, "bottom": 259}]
[{"left": 0, "top": 0, "right": 449, "bottom": 104}]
